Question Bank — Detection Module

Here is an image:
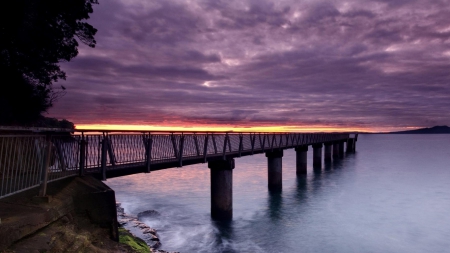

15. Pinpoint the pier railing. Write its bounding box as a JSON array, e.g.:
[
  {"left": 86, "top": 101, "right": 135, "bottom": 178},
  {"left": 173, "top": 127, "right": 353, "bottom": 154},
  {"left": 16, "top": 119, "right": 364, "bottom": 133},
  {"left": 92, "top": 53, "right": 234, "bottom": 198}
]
[
  {"left": 0, "top": 134, "right": 79, "bottom": 199},
  {"left": 0, "top": 130, "right": 350, "bottom": 199}
]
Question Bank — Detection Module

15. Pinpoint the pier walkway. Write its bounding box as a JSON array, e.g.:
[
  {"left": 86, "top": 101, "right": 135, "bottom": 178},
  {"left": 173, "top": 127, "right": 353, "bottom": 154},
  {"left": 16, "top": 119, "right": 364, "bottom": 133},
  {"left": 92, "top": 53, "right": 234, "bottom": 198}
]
[{"left": 0, "top": 128, "right": 357, "bottom": 220}]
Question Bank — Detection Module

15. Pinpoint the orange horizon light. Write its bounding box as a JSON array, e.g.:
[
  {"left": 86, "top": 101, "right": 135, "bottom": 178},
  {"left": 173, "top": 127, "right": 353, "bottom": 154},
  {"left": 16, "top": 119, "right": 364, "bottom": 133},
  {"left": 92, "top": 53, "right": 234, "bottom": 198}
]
[{"left": 74, "top": 123, "right": 393, "bottom": 133}]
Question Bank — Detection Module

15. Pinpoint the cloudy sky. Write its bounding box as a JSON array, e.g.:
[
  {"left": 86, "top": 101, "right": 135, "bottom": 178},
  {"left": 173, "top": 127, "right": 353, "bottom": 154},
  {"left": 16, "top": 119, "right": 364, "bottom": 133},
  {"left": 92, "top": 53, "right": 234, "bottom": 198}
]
[{"left": 49, "top": 0, "right": 450, "bottom": 132}]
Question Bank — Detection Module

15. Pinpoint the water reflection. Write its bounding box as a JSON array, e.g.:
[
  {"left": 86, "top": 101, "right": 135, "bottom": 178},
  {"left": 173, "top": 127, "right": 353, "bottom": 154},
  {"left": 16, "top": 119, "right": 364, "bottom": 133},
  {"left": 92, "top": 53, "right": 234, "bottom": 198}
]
[
  {"left": 267, "top": 190, "right": 283, "bottom": 220},
  {"left": 313, "top": 166, "right": 322, "bottom": 174},
  {"left": 324, "top": 160, "right": 333, "bottom": 171},
  {"left": 212, "top": 220, "right": 236, "bottom": 252},
  {"left": 332, "top": 157, "right": 343, "bottom": 168},
  {"left": 294, "top": 176, "right": 308, "bottom": 203}
]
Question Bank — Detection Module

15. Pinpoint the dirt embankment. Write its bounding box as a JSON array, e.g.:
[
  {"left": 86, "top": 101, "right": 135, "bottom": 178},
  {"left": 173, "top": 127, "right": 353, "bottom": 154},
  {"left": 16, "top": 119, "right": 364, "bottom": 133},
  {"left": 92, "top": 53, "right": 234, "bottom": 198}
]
[
  {"left": 0, "top": 176, "right": 154, "bottom": 253},
  {"left": 2, "top": 211, "right": 149, "bottom": 253}
]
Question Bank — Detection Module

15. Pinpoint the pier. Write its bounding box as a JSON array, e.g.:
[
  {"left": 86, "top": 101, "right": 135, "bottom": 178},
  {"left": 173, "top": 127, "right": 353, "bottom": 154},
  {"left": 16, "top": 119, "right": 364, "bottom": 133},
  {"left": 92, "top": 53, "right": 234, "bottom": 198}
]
[{"left": 0, "top": 128, "right": 357, "bottom": 221}]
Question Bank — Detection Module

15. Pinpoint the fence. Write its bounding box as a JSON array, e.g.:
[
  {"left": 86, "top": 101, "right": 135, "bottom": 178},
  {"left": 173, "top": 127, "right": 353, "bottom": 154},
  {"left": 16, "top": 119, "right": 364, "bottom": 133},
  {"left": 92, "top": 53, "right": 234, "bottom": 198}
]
[
  {"left": 0, "top": 134, "right": 79, "bottom": 199},
  {"left": 0, "top": 130, "right": 350, "bottom": 199}
]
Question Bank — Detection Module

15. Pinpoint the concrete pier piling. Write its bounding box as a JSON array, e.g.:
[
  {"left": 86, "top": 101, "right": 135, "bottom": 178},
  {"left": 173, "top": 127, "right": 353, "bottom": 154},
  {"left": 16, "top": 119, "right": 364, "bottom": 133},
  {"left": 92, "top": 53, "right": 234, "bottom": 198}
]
[
  {"left": 266, "top": 150, "right": 283, "bottom": 191},
  {"left": 295, "top": 146, "right": 308, "bottom": 175},
  {"left": 333, "top": 142, "right": 340, "bottom": 159},
  {"left": 339, "top": 141, "right": 345, "bottom": 158},
  {"left": 209, "top": 159, "right": 234, "bottom": 220},
  {"left": 324, "top": 143, "right": 332, "bottom": 163},
  {"left": 312, "top": 143, "right": 323, "bottom": 169},
  {"left": 346, "top": 138, "right": 356, "bottom": 153},
  {"left": 346, "top": 139, "right": 352, "bottom": 152}
]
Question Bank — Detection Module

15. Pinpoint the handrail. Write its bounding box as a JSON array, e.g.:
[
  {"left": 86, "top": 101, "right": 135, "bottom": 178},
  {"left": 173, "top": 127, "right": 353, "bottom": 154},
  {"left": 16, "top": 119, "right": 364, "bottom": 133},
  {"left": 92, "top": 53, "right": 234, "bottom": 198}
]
[{"left": 0, "top": 130, "right": 353, "bottom": 199}]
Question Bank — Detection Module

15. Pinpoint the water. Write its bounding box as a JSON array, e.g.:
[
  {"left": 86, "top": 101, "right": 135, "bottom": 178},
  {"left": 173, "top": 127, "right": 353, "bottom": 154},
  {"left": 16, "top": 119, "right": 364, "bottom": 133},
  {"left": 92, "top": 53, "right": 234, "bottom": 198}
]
[{"left": 106, "top": 135, "right": 450, "bottom": 252}]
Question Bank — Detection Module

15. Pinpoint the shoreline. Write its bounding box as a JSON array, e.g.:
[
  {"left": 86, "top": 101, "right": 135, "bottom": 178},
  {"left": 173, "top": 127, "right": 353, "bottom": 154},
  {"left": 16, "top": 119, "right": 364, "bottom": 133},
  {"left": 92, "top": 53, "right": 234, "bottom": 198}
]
[{"left": 117, "top": 203, "right": 179, "bottom": 253}]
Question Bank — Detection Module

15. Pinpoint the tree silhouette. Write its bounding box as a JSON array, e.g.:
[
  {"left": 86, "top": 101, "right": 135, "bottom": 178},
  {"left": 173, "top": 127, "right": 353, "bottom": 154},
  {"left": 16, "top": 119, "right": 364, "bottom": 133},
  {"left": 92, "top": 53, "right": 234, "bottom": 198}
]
[{"left": 0, "top": 0, "right": 98, "bottom": 125}]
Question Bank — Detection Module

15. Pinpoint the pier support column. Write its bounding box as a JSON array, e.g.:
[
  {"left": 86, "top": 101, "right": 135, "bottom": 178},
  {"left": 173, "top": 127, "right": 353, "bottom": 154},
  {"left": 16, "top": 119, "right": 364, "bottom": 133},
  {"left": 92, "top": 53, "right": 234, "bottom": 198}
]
[
  {"left": 333, "top": 142, "right": 340, "bottom": 159},
  {"left": 312, "top": 144, "right": 323, "bottom": 169},
  {"left": 324, "top": 143, "right": 332, "bottom": 163},
  {"left": 266, "top": 150, "right": 283, "bottom": 191},
  {"left": 339, "top": 141, "right": 345, "bottom": 158},
  {"left": 209, "top": 159, "right": 234, "bottom": 220},
  {"left": 346, "top": 138, "right": 354, "bottom": 153},
  {"left": 295, "top": 146, "right": 308, "bottom": 175}
]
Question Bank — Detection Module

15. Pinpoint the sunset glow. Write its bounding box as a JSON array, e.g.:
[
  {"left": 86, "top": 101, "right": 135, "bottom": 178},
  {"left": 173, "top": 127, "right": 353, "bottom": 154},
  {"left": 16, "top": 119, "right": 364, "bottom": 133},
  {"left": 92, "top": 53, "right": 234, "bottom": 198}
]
[{"left": 75, "top": 124, "right": 401, "bottom": 133}]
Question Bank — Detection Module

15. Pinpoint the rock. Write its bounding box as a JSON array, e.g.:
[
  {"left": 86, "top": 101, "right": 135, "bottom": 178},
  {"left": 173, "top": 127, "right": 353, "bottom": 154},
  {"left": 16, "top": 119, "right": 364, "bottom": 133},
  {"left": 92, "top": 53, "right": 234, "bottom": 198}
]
[
  {"left": 118, "top": 218, "right": 134, "bottom": 223},
  {"left": 142, "top": 227, "right": 157, "bottom": 235},
  {"left": 148, "top": 234, "right": 159, "bottom": 241},
  {"left": 138, "top": 223, "right": 149, "bottom": 229},
  {"left": 137, "top": 210, "right": 161, "bottom": 219},
  {"left": 113, "top": 206, "right": 171, "bottom": 252},
  {"left": 118, "top": 219, "right": 128, "bottom": 226},
  {"left": 131, "top": 221, "right": 142, "bottom": 227},
  {"left": 152, "top": 241, "right": 162, "bottom": 249}
]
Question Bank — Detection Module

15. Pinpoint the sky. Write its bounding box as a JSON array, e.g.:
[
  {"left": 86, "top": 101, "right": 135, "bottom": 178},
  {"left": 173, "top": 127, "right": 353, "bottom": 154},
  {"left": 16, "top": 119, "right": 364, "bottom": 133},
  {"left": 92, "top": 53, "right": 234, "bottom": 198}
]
[{"left": 48, "top": 0, "right": 450, "bottom": 132}]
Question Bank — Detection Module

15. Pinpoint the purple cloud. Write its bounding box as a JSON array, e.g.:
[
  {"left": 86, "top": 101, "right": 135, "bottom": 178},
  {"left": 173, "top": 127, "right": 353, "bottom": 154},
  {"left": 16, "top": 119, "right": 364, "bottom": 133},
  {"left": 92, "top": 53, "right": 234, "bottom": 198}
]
[{"left": 48, "top": 0, "right": 450, "bottom": 130}]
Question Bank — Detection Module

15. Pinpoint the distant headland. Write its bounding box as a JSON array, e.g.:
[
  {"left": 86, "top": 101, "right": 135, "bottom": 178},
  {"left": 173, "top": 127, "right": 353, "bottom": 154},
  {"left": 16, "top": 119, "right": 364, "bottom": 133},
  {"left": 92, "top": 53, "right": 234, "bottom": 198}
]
[{"left": 388, "top": 125, "right": 450, "bottom": 134}]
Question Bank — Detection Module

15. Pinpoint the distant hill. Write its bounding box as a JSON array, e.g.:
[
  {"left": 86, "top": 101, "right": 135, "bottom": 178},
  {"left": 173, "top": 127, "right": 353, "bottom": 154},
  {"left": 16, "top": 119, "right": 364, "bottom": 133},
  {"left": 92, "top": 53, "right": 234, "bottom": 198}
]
[{"left": 389, "top": 125, "right": 450, "bottom": 134}]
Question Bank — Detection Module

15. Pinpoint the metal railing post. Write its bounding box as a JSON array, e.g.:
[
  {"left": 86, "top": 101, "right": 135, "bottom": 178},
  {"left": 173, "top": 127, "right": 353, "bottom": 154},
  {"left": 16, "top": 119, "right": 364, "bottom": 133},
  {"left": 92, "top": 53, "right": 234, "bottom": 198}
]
[
  {"left": 54, "top": 140, "right": 66, "bottom": 172},
  {"left": 146, "top": 134, "right": 152, "bottom": 173},
  {"left": 222, "top": 133, "right": 229, "bottom": 160},
  {"left": 238, "top": 134, "right": 243, "bottom": 157},
  {"left": 106, "top": 135, "right": 116, "bottom": 166},
  {"left": 193, "top": 134, "right": 200, "bottom": 156},
  {"left": 79, "top": 134, "right": 86, "bottom": 177},
  {"left": 250, "top": 133, "right": 255, "bottom": 155},
  {"left": 212, "top": 134, "right": 218, "bottom": 154},
  {"left": 203, "top": 134, "right": 209, "bottom": 163},
  {"left": 179, "top": 135, "right": 184, "bottom": 167},
  {"left": 259, "top": 133, "right": 266, "bottom": 152},
  {"left": 101, "top": 135, "right": 107, "bottom": 181},
  {"left": 171, "top": 133, "right": 179, "bottom": 159},
  {"left": 270, "top": 134, "right": 275, "bottom": 151},
  {"left": 38, "top": 135, "right": 52, "bottom": 197}
]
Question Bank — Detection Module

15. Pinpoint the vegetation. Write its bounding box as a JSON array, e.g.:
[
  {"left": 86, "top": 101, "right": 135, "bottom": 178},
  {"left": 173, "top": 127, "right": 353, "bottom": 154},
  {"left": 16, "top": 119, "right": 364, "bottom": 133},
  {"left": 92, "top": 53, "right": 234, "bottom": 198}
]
[
  {"left": 0, "top": 0, "right": 98, "bottom": 125},
  {"left": 119, "top": 228, "right": 152, "bottom": 253},
  {"left": 30, "top": 117, "right": 75, "bottom": 129}
]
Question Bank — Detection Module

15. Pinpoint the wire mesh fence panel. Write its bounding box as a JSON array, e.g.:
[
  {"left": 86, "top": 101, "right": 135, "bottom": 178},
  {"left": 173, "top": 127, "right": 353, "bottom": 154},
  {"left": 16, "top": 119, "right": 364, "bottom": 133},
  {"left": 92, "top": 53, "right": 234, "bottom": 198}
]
[
  {"left": 151, "top": 135, "right": 178, "bottom": 163},
  {"left": 182, "top": 135, "right": 200, "bottom": 158},
  {"left": 48, "top": 135, "right": 80, "bottom": 182},
  {"left": 228, "top": 135, "right": 239, "bottom": 152},
  {"left": 242, "top": 134, "right": 253, "bottom": 151},
  {"left": 108, "top": 134, "right": 146, "bottom": 166},
  {"left": 207, "top": 134, "right": 218, "bottom": 155},
  {"left": 83, "top": 135, "right": 102, "bottom": 173},
  {"left": 0, "top": 135, "right": 46, "bottom": 198}
]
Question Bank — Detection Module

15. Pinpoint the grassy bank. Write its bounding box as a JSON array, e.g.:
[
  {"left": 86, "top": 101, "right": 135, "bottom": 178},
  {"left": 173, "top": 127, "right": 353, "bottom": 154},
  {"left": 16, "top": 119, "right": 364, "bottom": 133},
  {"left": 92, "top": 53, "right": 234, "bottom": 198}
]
[{"left": 119, "top": 228, "right": 151, "bottom": 253}]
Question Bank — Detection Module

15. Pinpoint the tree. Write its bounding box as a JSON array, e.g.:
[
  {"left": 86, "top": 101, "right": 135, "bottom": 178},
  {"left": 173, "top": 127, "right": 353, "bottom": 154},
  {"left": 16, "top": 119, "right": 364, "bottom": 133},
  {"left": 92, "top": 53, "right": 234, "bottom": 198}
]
[{"left": 0, "top": 0, "right": 98, "bottom": 125}]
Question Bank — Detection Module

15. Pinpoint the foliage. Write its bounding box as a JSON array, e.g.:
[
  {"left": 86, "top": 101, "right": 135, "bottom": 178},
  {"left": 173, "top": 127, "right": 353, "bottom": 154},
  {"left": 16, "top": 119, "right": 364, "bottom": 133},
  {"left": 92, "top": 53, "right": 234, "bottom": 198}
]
[
  {"left": 119, "top": 228, "right": 152, "bottom": 253},
  {"left": 33, "top": 117, "right": 75, "bottom": 129},
  {"left": 0, "top": 0, "right": 98, "bottom": 125}
]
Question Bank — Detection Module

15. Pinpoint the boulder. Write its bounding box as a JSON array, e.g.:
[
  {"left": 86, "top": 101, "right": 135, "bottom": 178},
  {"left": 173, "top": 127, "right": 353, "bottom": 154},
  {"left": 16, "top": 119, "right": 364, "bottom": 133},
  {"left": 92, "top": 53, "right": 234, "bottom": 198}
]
[{"left": 137, "top": 210, "right": 161, "bottom": 219}]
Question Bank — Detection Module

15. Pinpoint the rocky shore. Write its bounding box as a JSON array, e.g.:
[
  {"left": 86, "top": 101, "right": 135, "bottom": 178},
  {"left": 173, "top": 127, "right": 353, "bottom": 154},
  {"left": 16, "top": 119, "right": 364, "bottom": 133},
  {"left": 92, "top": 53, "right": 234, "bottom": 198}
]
[{"left": 117, "top": 203, "right": 179, "bottom": 253}]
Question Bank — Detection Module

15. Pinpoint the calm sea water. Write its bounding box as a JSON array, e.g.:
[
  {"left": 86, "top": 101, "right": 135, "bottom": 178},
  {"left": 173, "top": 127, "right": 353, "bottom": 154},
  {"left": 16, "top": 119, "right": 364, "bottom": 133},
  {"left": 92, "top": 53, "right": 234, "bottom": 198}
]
[{"left": 106, "top": 135, "right": 450, "bottom": 253}]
